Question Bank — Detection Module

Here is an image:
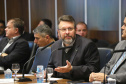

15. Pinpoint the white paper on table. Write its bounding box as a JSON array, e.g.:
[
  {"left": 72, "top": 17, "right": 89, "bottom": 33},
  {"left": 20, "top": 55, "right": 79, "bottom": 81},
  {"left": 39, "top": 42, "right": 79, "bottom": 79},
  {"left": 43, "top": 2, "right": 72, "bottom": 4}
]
[
  {"left": 12, "top": 74, "right": 34, "bottom": 77},
  {"left": 0, "top": 78, "right": 14, "bottom": 83},
  {"left": 43, "top": 78, "right": 63, "bottom": 81}
]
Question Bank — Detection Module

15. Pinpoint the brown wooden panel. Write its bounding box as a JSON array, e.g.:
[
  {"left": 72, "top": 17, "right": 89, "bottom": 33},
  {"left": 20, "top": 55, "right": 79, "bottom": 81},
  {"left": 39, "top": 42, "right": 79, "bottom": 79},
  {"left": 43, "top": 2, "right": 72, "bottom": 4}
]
[
  {"left": 6, "top": 0, "right": 29, "bottom": 32},
  {"left": 88, "top": 30, "right": 119, "bottom": 44},
  {"left": 31, "top": 0, "right": 55, "bottom": 34},
  {"left": 0, "top": 0, "right": 5, "bottom": 21}
]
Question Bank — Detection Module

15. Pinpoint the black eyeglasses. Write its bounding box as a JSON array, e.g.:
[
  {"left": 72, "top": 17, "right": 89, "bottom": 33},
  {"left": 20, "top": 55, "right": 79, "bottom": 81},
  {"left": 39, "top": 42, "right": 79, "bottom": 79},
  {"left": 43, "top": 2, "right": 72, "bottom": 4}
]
[{"left": 58, "top": 28, "right": 74, "bottom": 32}]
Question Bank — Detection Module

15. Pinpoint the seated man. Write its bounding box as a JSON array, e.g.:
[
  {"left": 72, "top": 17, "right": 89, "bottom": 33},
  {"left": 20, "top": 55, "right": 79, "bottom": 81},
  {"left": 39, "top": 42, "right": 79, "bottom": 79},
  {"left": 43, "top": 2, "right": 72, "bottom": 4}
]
[
  {"left": 89, "top": 14, "right": 126, "bottom": 84},
  {"left": 48, "top": 15, "right": 100, "bottom": 81},
  {"left": 76, "top": 22, "right": 88, "bottom": 38},
  {"left": 0, "top": 18, "right": 30, "bottom": 72},
  {"left": 0, "top": 20, "right": 6, "bottom": 41},
  {"left": 31, "top": 24, "right": 55, "bottom": 72}
]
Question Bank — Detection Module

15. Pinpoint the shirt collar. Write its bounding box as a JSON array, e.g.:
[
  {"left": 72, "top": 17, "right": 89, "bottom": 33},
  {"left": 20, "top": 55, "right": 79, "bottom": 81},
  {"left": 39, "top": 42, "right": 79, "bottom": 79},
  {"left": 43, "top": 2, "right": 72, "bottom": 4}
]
[
  {"left": 62, "top": 39, "right": 75, "bottom": 53},
  {"left": 8, "top": 35, "right": 21, "bottom": 44}
]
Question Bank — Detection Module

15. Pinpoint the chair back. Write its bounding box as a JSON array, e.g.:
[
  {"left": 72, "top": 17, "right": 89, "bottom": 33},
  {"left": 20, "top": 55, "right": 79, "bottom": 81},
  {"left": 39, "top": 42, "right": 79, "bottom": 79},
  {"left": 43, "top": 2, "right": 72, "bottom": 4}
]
[
  {"left": 31, "top": 47, "right": 51, "bottom": 72},
  {"left": 98, "top": 48, "right": 113, "bottom": 70},
  {"left": 28, "top": 41, "right": 34, "bottom": 52}
]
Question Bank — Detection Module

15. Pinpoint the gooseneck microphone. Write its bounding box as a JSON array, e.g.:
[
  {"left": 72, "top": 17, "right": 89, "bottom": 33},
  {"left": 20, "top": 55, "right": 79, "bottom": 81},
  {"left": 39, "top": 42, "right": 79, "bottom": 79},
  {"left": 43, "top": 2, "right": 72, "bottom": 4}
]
[
  {"left": 18, "top": 41, "right": 54, "bottom": 82},
  {"left": 113, "top": 49, "right": 126, "bottom": 53},
  {"left": 58, "top": 46, "right": 73, "bottom": 50}
]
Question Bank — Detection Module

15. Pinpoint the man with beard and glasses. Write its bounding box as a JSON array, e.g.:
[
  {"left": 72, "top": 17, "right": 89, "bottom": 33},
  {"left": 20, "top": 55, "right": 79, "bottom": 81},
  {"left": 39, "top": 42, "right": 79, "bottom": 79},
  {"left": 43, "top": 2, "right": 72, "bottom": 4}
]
[{"left": 47, "top": 15, "right": 100, "bottom": 81}]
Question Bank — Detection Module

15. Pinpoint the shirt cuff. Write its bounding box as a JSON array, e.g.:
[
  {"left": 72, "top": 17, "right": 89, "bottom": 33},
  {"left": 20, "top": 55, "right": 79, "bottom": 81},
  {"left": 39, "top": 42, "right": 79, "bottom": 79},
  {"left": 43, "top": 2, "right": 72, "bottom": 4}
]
[{"left": 106, "top": 76, "right": 109, "bottom": 82}]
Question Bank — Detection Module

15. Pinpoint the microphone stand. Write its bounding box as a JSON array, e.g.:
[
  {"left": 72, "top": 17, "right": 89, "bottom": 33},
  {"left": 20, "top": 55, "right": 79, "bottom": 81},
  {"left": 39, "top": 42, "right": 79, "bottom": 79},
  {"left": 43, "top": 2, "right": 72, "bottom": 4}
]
[
  {"left": 45, "top": 68, "right": 48, "bottom": 82},
  {"left": 18, "top": 41, "right": 54, "bottom": 82},
  {"left": 44, "top": 45, "right": 73, "bottom": 82},
  {"left": 103, "top": 64, "right": 106, "bottom": 84}
]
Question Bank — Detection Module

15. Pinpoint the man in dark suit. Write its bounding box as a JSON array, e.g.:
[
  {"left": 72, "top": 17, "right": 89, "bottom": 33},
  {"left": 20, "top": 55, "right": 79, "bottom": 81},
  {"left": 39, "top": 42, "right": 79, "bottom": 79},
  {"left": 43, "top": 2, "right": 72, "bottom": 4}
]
[
  {"left": 89, "top": 15, "right": 126, "bottom": 84},
  {"left": 48, "top": 15, "right": 100, "bottom": 81},
  {"left": 0, "top": 18, "right": 30, "bottom": 72}
]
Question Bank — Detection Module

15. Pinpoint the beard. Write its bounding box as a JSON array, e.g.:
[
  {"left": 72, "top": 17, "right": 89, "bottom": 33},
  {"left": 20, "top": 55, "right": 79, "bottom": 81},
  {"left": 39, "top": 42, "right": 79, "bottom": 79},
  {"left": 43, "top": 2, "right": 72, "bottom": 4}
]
[
  {"left": 62, "top": 35, "right": 75, "bottom": 45},
  {"left": 63, "top": 38, "right": 73, "bottom": 44}
]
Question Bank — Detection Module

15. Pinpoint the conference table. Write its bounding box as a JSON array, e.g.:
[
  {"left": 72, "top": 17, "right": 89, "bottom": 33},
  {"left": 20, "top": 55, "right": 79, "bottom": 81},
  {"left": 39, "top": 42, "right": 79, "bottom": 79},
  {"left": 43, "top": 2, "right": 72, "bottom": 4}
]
[
  {"left": 0, "top": 74, "right": 95, "bottom": 84},
  {"left": 0, "top": 73, "right": 72, "bottom": 84}
]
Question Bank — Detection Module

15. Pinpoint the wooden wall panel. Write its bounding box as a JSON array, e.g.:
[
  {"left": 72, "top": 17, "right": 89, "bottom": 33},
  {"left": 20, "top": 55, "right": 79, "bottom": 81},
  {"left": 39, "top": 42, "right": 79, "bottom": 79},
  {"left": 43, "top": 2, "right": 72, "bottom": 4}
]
[
  {"left": 88, "top": 30, "right": 119, "bottom": 44},
  {"left": 31, "top": 0, "right": 55, "bottom": 34},
  {"left": 0, "top": 0, "right": 119, "bottom": 44},
  {"left": 0, "top": 0, "right": 5, "bottom": 21},
  {"left": 57, "top": 0, "right": 84, "bottom": 23},
  {"left": 6, "top": 0, "right": 29, "bottom": 32}
]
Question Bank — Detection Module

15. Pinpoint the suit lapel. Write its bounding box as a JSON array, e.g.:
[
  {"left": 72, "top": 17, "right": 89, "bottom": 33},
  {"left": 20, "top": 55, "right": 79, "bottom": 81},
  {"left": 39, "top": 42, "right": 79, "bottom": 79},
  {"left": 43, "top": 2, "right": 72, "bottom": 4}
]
[
  {"left": 0, "top": 37, "right": 9, "bottom": 51},
  {"left": 109, "top": 41, "right": 126, "bottom": 73},
  {"left": 57, "top": 41, "right": 63, "bottom": 66},
  {"left": 5, "top": 36, "right": 21, "bottom": 53},
  {"left": 70, "top": 35, "right": 80, "bottom": 64}
]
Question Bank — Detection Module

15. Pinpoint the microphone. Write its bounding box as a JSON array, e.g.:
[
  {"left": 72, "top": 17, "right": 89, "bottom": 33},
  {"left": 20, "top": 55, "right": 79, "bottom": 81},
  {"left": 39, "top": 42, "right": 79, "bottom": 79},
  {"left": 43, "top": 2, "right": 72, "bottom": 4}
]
[
  {"left": 58, "top": 46, "right": 73, "bottom": 50},
  {"left": 113, "top": 49, "right": 126, "bottom": 53},
  {"left": 18, "top": 41, "right": 54, "bottom": 82}
]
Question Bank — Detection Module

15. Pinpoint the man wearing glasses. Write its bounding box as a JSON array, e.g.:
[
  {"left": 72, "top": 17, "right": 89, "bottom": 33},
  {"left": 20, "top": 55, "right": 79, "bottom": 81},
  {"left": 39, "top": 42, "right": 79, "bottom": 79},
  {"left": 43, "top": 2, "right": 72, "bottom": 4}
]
[
  {"left": 0, "top": 20, "right": 5, "bottom": 41},
  {"left": 48, "top": 15, "right": 100, "bottom": 81}
]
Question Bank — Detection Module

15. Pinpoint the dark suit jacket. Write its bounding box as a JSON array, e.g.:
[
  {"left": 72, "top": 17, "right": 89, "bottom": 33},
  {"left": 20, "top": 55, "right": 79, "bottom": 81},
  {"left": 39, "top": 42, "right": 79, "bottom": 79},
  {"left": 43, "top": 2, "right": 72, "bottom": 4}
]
[
  {"left": 48, "top": 35, "right": 100, "bottom": 81},
  {"left": 100, "top": 40, "right": 126, "bottom": 84},
  {"left": 0, "top": 36, "right": 30, "bottom": 72}
]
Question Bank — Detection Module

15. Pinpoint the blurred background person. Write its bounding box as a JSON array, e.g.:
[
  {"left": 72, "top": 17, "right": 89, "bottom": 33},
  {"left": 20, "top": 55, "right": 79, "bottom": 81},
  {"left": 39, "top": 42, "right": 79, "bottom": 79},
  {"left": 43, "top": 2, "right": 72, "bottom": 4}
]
[
  {"left": 0, "top": 20, "right": 6, "bottom": 41},
  {"left": 76, "top": 22, "right": 88, "bottom": 38},
  {"left": 37, "top": 19, "right": 52, "bottom": 28},
  {"left": 37, "top": 18, "right": 58, "bottom": 40}
]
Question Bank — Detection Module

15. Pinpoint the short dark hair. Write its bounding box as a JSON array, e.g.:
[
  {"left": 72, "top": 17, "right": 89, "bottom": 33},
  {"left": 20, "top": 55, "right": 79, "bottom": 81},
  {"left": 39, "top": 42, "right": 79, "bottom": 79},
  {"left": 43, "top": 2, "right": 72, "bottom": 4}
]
[
  {"left": 76, "top": 22, "right": 88, "bottom": 30},
  {"left": 33, "top": 24, "right": 53, "bottom": 38},
  {"left": 58, "top": 15, "right": 76, "bottom": 28},
  {"left": 41, "top": 19, "right": 52, "bottom": 28},
  {"left": 9, "top": 18, "right": 24, "bottom": 35},
  {"left": 0, "top": 20, "right": 5, "bottom": 28}
]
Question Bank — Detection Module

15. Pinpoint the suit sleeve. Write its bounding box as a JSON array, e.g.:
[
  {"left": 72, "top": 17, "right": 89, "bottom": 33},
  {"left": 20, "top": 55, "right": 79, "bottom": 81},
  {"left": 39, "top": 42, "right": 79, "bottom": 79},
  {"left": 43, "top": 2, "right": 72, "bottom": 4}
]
[
  {"left": 70, "top": 42, "right": 100, "bottom": 80},
  {"left": 100, "top": 60, "right": 126, "bottom": 84}
]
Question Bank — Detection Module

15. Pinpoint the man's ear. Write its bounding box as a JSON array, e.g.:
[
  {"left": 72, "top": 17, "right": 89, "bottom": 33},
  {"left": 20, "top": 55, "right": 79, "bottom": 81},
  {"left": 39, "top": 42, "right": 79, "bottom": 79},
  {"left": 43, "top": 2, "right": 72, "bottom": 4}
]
[
  {"left": 15, "top": 28, "right": 19, "bottom": 34},
  {"left": 45, "top": 35, "right": 50, "bottom": 40}
]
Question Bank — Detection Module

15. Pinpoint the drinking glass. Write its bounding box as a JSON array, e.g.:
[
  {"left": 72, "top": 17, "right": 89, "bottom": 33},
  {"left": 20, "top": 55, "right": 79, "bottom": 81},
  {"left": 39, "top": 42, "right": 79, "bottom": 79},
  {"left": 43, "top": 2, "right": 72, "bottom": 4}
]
[
  {"left": 12, "top": 63, "right": 20, "bottom": 81},
  {"left": 45, "top": 68, "right": 53, "bottom": 82}
]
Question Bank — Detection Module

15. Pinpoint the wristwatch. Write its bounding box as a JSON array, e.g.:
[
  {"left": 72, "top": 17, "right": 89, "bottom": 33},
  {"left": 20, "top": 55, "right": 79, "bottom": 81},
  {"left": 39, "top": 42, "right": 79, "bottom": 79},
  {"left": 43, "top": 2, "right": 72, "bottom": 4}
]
[{"left": 106, "top": 76, "right": 109, "bottom": 82}]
